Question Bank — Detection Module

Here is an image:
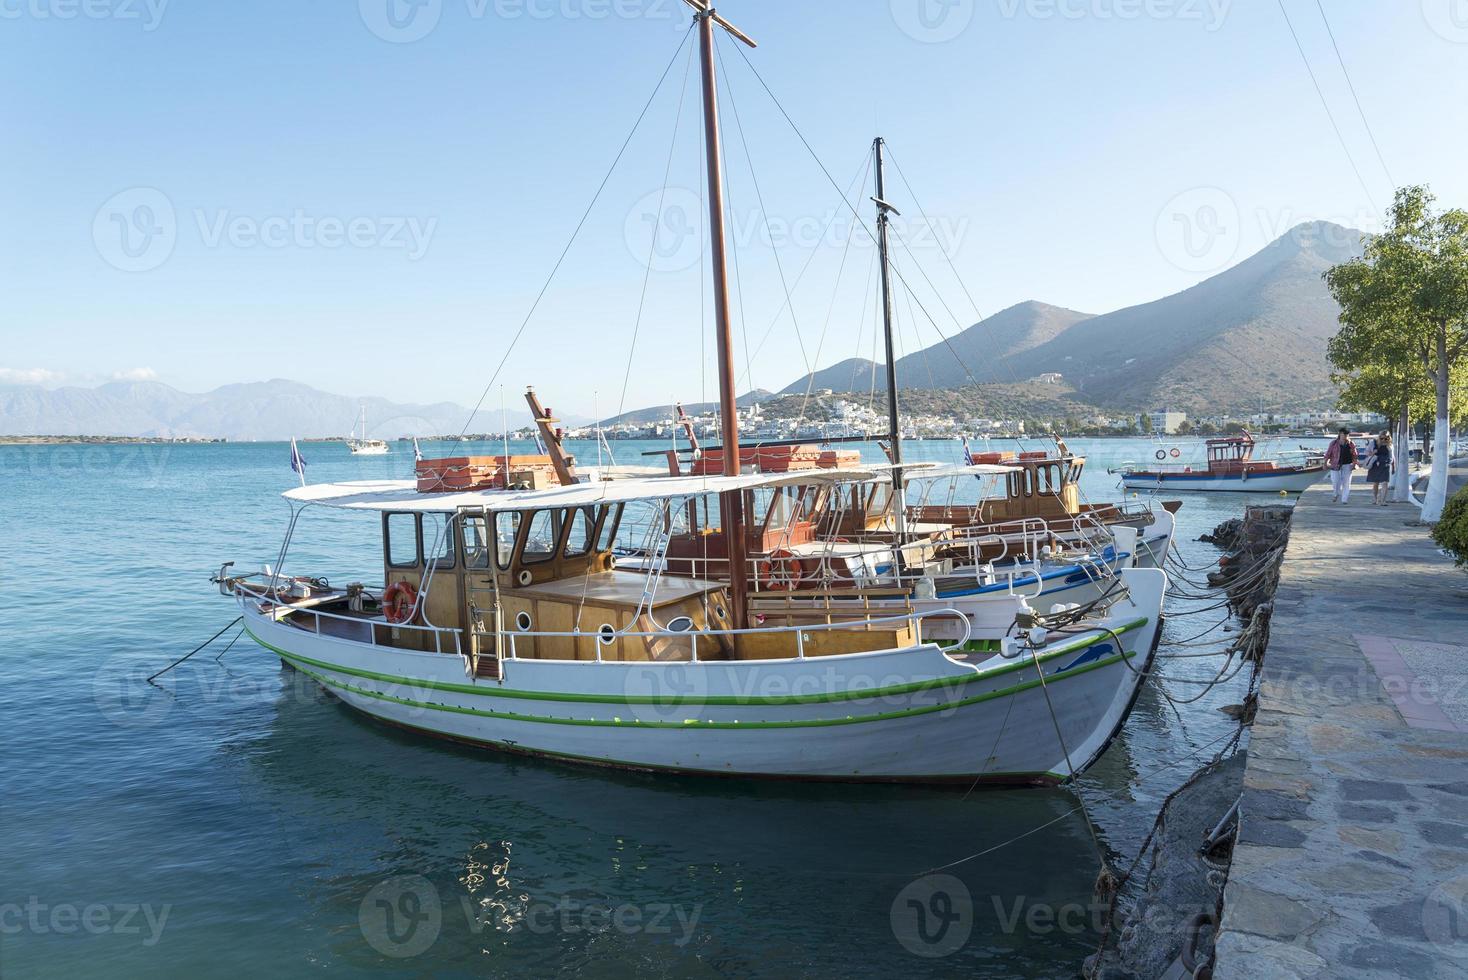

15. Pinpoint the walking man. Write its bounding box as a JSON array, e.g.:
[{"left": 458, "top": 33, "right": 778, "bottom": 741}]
[{"left": 1326, "top": 428, "right": 1358, "bottom": 504}]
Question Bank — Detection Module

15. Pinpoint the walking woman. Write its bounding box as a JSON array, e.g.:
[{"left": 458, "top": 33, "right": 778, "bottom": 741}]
[
  {"left": 1326, "top": 428, "right": 1358, "bottom": 504},
  {"left": 1365, "top": 431, "right": 1393, "bottom": 505}
]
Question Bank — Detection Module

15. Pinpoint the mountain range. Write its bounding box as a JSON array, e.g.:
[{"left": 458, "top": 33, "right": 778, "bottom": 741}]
[
  {"left": 780, "top": 221, "right": 1365, "bottom": 414},
  {"left": 0, "top": 379, "right": 588, "bottom": 441},
  {"left": 3, "top": 222, "right": 1364, "bottom": 437}
]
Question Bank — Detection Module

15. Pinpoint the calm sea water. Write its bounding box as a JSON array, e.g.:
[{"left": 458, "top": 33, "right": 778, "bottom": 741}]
[{"left": 0, "top": 437, "right": 1299, "bottom": 977}]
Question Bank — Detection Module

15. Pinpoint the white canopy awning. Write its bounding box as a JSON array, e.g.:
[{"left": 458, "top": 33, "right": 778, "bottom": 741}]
[{"left": 283, "top": 468, "right": 894, "bottom": 514}]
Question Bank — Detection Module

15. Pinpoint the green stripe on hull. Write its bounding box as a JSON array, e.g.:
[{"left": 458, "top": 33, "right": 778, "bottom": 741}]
[
  {"left": 265, "top": 642, "right": 1139, "bottom": 731},
  {"left": 242, "top": 617, "right": 1146, "bottom": 707}
]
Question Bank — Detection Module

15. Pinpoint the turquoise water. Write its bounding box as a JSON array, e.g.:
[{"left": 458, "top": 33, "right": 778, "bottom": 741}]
[{"left": 0, "top": 438, "right": 1289, "bottom": 977}]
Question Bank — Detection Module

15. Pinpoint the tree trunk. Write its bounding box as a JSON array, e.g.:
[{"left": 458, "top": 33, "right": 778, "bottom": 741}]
[
  {"left": 1421, "top": 331, "right": 1453, "bottom": 523},
  {"left": 1394, "top": 399, "right": 1413, "bottom": 503}
]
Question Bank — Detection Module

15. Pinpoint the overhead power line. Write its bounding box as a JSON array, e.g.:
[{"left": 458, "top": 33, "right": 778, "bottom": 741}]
[
  {"left": 1311, "top": 0, "right": 1396, "bottom": 190},
  {"left": 1275, "top": 0, "right": 1380, "bottom": 214}
]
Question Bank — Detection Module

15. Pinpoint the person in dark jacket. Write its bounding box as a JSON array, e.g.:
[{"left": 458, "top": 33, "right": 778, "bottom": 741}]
[
  {"left": 1325, "top": 428, "right": 1358, "bottom": 504},
  {"left": 1365, "top": 431, "right": 1393, "bottom": 505}
]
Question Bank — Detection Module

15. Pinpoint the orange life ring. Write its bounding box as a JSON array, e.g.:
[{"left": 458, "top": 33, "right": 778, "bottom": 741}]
[
  {"left": 1170, "top": 448, "right": 1181, "bottom": 458},
  {"left": 382, "top": 581, "right": 419, "bottom": 624},
  {"left": 759, "top": 549, "right": 805, "bottom": 591}
]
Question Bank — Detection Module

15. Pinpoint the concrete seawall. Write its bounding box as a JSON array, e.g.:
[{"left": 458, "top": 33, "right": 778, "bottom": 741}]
[{"left": 1214, "top": 482, "right": 1468, "bottom": 976}]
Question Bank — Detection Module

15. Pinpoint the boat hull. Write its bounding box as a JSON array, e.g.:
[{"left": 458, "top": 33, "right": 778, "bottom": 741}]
[{"left": 241, "top": 569, "right": 1167, "bottom": 784}]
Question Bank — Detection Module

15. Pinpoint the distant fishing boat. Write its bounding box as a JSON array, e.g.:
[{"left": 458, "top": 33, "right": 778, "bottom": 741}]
[
  {"left": 1115, "top": 433, "right": 1324, "bottom": 493},
  {"left": 346, "top": 406, "right": 389, "bottom": 455}
]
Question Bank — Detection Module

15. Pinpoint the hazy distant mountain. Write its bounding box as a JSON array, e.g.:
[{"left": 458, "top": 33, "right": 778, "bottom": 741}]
[
  {"left": 780, "top": 222, "right": 1365, "bottom": 413},
  {"left": 600, "top": 390, "right": 774, "bottom": 427},
  {"left": 0, "top": 378, "right": 590, "bottom": 440},
  {"left": 782, "top": 301, "right": 1093, "bottom": 395},
  {"left": 1001, "top": 221, "right": 1365, "bottom": 411}
]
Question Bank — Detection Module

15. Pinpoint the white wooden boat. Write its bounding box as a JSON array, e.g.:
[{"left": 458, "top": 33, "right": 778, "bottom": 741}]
[
  {"left": 218, "top": 5, "right": 1168, "bottom": 787},
  {"left": 218, "top": 473, "right": 1167, "bottom": 784}
]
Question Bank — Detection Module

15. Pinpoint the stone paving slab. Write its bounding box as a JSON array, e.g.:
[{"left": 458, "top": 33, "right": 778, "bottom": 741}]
[{"left": 1214, "top": 481, "right": 1468, "bottom": 979}]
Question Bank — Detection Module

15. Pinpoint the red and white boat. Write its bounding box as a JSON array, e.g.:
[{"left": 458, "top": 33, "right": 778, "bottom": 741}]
[{"left": 1117, "top": 433, "right": 1325, "bottom": 494}]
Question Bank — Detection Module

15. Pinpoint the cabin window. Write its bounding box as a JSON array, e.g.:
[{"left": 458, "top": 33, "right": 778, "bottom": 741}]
[
  {"left": 424, "top": 514, "right": 455, "bottom": 569},
  {"left": 462, "top": 516, "right": 492, "bottom": 570},
  {"left": 596, "top": 504, "right": 623, "bottom": 551},
  {"left": 385, "top": 513, "right": 420, "bottom": 568},
  {"left": 495, "top": 512, "right": 520, "bottom": 569},
  {"left": 522, "top": 510, "right": 559, "bottom": 564},
  {"left": 563, "top": 507, "right": 594, "bottom": 558}
]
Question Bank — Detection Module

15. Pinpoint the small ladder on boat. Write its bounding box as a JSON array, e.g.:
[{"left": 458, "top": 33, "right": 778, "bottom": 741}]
[{"left": 459, "top": 504, "right": 504, "bottom": 682}]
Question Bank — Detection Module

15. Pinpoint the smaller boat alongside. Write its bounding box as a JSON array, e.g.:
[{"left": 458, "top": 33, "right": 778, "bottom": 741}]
[{"left": 1115, "top": 433, "right": 1324, "bottom": 494}]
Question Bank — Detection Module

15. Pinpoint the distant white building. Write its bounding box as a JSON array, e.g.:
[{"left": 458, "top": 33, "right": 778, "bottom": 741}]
[
  {"left": 1144, "top": 410, "right": 1187, "bottom": 434},
  {"left": 1036, "top": 373, "right": 1063, "bottom": 384}
]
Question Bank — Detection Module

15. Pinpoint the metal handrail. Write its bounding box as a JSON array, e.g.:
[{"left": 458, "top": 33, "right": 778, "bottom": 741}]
[
  {"left": 499, "top": 606, "right": 972, "bottom": 664},
  {"left": 234, "top": 583, "right": 463, "bottom": 655}
]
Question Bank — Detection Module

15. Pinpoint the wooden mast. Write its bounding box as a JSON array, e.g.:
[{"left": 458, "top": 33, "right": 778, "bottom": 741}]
[
  {"left": 523, "top": 386, "right": 579, "bottom": 486},
  {"left": 872, "top": 136, "right": 908, "bottom": 541},
  {"left": 688, "top": 0, "right": 755, "bottom": 629}
]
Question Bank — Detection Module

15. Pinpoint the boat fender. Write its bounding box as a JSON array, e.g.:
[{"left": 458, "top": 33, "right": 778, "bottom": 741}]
[
  {"left": 915, "top": 577, "right": 937, "bottom": 600},
  {"left": 1028, "top": 626, "right": 1049, "bottom": 646},
  {"left": 383, "top": 581, "right": 418, "bottom": 624}
]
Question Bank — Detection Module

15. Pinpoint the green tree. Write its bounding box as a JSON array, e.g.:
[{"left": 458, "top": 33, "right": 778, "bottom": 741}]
[
  {"left": 1325, "top": 186, "right": 1468, "bottom": 522},
  {"left": 1139, "top": 414, "right": 1153, "bottom": 435},
  {"left": 1432, "top": 487, "right": 1468, "bottom": 567}
]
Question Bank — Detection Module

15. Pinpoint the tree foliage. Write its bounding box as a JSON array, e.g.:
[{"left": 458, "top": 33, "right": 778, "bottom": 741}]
[
  {"left": 1432, "top": 487, "right": 1468, "bottom": 567},
  {"left": 1325, "top": 186, "right": 1468, "bottom": 521}
]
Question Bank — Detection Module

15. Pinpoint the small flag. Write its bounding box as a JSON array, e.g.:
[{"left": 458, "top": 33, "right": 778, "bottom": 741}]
[
  {"left": 961, "top": 435, "right": 974, "bottom": 466},
  {"left": 290, "top": 438, "right": 307, "bottom": 486},
  {"left": 412, "top": 437, "right": 423, "bottom": 463}
]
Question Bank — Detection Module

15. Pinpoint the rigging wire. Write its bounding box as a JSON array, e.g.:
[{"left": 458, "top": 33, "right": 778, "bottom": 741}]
[
  {"left": 883, "top": 144, "right": 987, "bottom": 327},
  {"left": 734, "top": 149, "right": 873, "bottom": 390},
  {"left": 457, "top": 25, "right": 695, "bottom": 437},
  {"left": 796, "top": 154, "right": 871, "bottom": 428},
  {"left": 1275, "top": 0, "right": 1381, "bottom": 214},
  {"left": 614, "top": 36, "right": 699, "bottom": 427},
  {"left": 717, "top": 37, "right": 815, "bottom": 398},
  {"left": 1311, "top": 0, "right": 1396, "bottom": 189}
]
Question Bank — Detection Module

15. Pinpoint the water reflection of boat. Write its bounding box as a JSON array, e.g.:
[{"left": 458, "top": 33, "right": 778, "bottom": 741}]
[{"left": 238, "top": 677, "right": 1113, "bottom": 975}]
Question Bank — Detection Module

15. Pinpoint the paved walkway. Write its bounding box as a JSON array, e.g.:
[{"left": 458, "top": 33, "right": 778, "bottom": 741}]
[{"left": 1214, "top": 481, "right": 1468, "bottom": 977}]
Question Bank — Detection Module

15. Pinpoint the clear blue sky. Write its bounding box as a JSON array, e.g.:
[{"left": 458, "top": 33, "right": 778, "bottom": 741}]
[{"left": 3, "top": 0, "right": 1466, "bottom": 417}]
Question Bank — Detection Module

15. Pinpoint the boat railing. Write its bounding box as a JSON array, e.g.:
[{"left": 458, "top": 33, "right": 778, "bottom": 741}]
[
  {"left": 230, "top": 579, "right": 464, "bottom": 656},
  {"left": 497, "top": 606, "right": 973, "bottom": 664}
]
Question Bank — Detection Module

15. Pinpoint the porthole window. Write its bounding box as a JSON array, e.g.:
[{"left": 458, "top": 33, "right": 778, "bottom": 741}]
[
  {"left": 597, "top": 624, "right": 616, "bottom": 645},
  {"left": 666, "top": 616, "right": 694, "bottom": 633},
  {"left": 515, "top": 611, "right": 532, "bottom": 632},
  {"left": 713, "top": 604, "right": 727, "bottom": 620},
  {"left": 517, "top": 569, "right": 533, "bottom": 586}
]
